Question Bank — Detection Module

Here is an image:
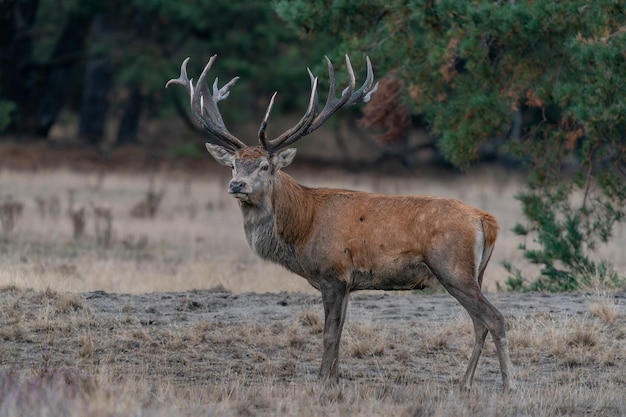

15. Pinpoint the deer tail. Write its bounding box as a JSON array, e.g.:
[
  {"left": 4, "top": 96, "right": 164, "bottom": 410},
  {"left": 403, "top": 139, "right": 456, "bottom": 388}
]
[{"left": 477, "top": 212, "right": 499, "bottom": 288}]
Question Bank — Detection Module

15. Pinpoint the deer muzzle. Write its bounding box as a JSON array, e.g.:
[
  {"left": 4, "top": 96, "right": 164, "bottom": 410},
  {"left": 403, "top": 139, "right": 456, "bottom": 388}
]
[{"left": 228, "top": 180, "right": 249, "bottom": 199}]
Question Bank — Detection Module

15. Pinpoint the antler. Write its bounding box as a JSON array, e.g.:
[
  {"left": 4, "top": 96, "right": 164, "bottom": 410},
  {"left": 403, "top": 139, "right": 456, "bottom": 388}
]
[
  {"left": 259, "top": 55, "right": 378, "bottom": 154},
  {"left": 166, "top": 56, "right": 246, "bottom": 151}
]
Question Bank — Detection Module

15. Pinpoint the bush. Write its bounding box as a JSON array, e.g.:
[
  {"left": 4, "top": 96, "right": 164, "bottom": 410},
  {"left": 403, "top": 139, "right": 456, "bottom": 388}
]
[{"left": 0, "top": 99, "right": 15, "bottom": 132}]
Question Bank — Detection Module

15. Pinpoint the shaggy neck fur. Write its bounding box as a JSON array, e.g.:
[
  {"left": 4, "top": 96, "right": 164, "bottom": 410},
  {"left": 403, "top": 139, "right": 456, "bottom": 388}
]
[{"left": 238, "top": 171, "right": 315, "bottom": 273}]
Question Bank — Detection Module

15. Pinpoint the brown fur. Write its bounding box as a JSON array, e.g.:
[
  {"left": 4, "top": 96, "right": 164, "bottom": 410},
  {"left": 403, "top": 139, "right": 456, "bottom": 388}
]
[{"left": 237, "top": 146, "right": 270, "bottom": 159}]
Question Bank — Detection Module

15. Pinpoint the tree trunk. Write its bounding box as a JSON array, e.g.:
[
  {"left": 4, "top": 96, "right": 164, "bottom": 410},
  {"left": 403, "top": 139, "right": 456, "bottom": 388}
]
[
  {"left": 35, "top": 10, "right": 92, "bottom": 137},
  {"left": 78, "top": 14, "right": 112, "bottom": 145},
  {"left": 0, "top": 0, "right": 39, "bottom": 135},
  {"left": 0, "top": 0, "right": 93, "bottom": 138},
  {"left": 116, "top": 84, "right": 142, "bottom": 145}
]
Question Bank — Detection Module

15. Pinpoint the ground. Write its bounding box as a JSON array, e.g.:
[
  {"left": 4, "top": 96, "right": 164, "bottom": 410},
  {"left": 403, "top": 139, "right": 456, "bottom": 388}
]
[{"left": 0, "top": 286, "right": 624, "bottom": 416}]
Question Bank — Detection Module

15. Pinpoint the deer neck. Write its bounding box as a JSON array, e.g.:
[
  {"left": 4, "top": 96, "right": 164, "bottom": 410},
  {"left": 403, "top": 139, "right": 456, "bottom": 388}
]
[{"left": 238, "top": 171, "right": 314, "bottom": 268}]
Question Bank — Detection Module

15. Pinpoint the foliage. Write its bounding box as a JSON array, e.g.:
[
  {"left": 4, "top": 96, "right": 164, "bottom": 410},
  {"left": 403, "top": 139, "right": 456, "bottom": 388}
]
[
  {"left": 172, "top": 142, "right": 202, "bottom": 158},
  {"left": 0, "top": 99, "right": 15, "bottom": 132},
  {"left": 274, "top": 0, "right": 626, "bottom": 291},
  {"left": 1, "top": 0, "right": 331, "bottom": 140},
  {"left": 108, "top": 0, "right": 331, "bottom": 120}
]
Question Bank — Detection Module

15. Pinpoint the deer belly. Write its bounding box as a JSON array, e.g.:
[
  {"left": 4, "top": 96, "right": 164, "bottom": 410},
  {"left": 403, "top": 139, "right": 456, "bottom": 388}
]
[{"left": 349, "top": 260, "right": 438, "bottom": 291}]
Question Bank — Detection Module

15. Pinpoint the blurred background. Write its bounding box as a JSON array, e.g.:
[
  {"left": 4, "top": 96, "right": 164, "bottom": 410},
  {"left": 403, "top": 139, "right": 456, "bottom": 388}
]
[
  {"left": 0, "top": 0, "right": 625, "bottom": 293},
  {"left": 0, "top": 0, "right": 517, "bottom": 167},
  {"left": 0, "top": 1, "right": 337, "bottom": 153}
]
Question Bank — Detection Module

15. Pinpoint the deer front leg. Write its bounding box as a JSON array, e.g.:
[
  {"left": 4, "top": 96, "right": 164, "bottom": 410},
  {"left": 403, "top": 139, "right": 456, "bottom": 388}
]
[{"left": 319, "top": 280, "right": 349, "bottom": 382}]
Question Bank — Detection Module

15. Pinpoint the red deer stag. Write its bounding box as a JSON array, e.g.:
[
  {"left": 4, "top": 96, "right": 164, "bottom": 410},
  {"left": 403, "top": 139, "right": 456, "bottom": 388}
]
[{"left": 166, "top": 55, "right": 515, "bottom": 391}]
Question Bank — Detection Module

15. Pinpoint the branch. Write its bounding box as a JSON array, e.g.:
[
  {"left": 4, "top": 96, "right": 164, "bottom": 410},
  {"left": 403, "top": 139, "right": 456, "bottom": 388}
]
[{"left": 580, "top": 162, "right": 593, "bottom": 215}]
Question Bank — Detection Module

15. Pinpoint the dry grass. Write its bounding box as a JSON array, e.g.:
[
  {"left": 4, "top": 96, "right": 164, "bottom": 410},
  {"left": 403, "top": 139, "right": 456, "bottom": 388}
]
[
  {"left": 1, "top": 166, "right": 625, "bottom": 416},
  {"left": 587, "top": 292, "right": 620, "bottom": 324},
  {"left": 2, "top": 166, "right": 624, "bottom": 294},
  {"left": 0, "top": 288, "right": 624, "bottom": 416}
]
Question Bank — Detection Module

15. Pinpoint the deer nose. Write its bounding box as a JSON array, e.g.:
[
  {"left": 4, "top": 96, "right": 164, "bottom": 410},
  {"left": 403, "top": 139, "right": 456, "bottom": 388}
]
[{"left": 229, "top": 180, "right": 247, "bottom": 194}]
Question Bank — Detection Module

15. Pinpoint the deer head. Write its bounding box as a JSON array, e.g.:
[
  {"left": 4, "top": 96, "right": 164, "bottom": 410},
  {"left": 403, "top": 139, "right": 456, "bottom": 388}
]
[
  {"left": 166, "top": 55, "right": 378, "bottom": 205},
  {"left": 204, "top": 144, "right": 296, "bottom": 205}
]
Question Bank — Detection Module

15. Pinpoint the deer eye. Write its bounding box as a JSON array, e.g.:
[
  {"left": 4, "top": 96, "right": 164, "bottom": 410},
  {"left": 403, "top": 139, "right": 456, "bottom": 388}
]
[{"left": 260, "top": 164, "right": 269, "bottom": 171}]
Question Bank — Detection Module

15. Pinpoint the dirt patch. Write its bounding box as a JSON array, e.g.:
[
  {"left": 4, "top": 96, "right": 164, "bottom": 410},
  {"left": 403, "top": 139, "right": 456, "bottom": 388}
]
[{"left": 1, "top": 286, "right": 624, "bottom": 416}]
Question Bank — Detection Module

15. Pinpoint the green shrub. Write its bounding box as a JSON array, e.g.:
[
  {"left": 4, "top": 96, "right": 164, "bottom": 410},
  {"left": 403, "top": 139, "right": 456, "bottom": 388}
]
[{"left": 0, "top": 99, "right": 15, "bottom": 132}]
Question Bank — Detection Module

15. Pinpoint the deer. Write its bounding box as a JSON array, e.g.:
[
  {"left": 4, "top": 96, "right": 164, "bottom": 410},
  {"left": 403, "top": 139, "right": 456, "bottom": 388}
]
[{"left": 166, "top": 54, "right": 515, "bottom": 391}]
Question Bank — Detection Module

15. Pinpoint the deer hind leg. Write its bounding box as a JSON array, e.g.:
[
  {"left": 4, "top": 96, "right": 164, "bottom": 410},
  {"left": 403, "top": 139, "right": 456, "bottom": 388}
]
[
  {"left": 462, "top": 317, "right": 488, "bottom": 390},
  {"left": 319, "top": 279, "right": 349, "bottom": 382},
  {"left": 428, "top": 241, "right": 514, "bottom": 390},
  {"left": 442, "top": 281, "right": 515, "bottom": 391},
  {"left": 460, "top": 241, "right": 495, "bottom": 390}
]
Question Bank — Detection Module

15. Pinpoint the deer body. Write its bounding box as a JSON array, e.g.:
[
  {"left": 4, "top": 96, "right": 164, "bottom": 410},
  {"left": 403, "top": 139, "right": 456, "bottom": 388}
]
[
  {"left": 243, "top": 169, "right": 492, "bottom": 293},
  {"left": 167, "top": 54, "right": 515, "bottom": 390}
]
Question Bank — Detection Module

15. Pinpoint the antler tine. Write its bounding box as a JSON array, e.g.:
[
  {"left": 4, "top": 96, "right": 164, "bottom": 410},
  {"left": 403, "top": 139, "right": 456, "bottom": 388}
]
[
  {"left": 347, "top": 55, "right": 378, "bottom": 105},
  {"left": 195, "top": 56, "right": 228, "bottom": 131},
  {"left": 258, "top": 92, "right": 277, "bottom": 149},
  {"left": 213, "top": 76, "right": 240, "bottom": 102},
  {"left": 165, "top": 57, "right": 192, "bottom": 93},
  {"left": 325, "top": 56, "right": 339, "bottom": 104},
  {"left": 167, "top": 55, "right": 246, "bottom": 151},
  {"left": 306, "top": 55, "right": 355, "bottom": 133},
  {"left": 342, "top": 54, "right": 357, "bottom": 99},
  {"left": 261, "top": 54, "right": 377, "bottom": 154},
  {"left": 262, "top": 72, "right": 319, "bottom": 152}
]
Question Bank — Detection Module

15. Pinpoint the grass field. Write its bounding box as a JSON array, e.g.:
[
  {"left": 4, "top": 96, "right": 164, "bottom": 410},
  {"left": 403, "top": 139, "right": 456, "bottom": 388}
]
[{"left": 1, "top": 163, "right": 625, "bottom": 416}]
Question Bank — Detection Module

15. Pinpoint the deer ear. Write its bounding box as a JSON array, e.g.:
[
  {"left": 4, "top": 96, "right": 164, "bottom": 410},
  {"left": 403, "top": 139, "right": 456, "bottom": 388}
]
[
  {"left": 205, "top": 143, "right": 235, "bottom": 167},
  {"left": 272, "top": 148, "right": 297, "bottom": 170}
]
